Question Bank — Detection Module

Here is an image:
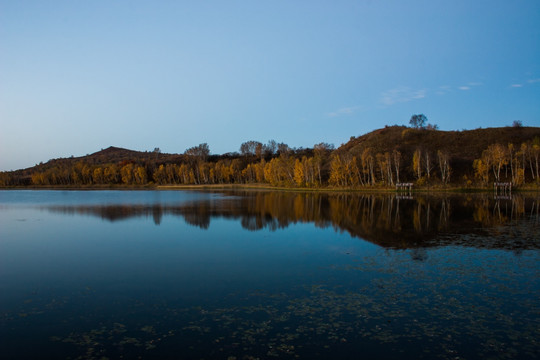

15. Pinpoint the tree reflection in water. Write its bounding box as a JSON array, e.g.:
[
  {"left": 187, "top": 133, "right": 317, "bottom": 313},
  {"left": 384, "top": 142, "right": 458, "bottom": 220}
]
[
  {"left": 4, "top": 190, "right": 539, "bottom": 360},
  {"left": 46, "top": 191, "right": 540, "bottom": 250}
]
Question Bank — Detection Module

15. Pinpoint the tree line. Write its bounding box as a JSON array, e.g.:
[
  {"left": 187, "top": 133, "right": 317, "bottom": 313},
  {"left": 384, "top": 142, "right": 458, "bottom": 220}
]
[
  {"left": 473, "top": 140, "right": 540, "bottom": 186},
  {"left": 1, "top": 136, "right": 540, "bottom": 189},
  {"left": 20, "top": 141, "right": 335, "bottom": 187}
]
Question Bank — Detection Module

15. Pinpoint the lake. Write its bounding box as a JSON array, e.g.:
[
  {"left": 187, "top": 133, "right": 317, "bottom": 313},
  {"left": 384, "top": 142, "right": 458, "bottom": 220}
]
[{"left": 0, "top": 190, "right": 538, "bottom": 359}]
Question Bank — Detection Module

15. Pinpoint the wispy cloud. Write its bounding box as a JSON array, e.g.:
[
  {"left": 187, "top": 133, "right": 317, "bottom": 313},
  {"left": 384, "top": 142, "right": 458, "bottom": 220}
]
[
  {"left": 380, "top": 87, "right": 426, "bottom": 106},
  {"left": 435, "top": 85, "right": 452, "bottom": 95},
  {"left": 458, "top": 82, "right": 482, "bottom": 91},
  {"left": 326, "top": 106, "right": 362, "bottom": 118},
  {"left": 383, "top": 82, "right": 482, "bottom": 102},
  {"left": 510, "top": 78, "right": 539, "bottom": 88}
]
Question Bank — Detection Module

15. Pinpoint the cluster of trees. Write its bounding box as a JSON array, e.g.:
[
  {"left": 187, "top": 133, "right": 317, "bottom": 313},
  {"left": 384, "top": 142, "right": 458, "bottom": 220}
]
[
  {"left": 327, "top": 147, "right": 451, "bottom": 187},
  {"left": 21, "top": 141, "right": 334, "bottom": 187},
  {"left": 6, "top": 142, "right": 459, "bottom": 188},
  {"left": 3, "top": 138, "right": 540, "bottom": 189},
  {"left": 2, "top": 122, "right": 540, "bottom": 189},
  {"left": 473, "top": 139, "right": 540, "bottom": 185}
]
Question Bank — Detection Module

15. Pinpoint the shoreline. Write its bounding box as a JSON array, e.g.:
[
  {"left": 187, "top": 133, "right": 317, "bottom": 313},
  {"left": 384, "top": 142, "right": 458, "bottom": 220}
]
[{"left": 1, "top": 183, "right": 539, "bottom": 194}]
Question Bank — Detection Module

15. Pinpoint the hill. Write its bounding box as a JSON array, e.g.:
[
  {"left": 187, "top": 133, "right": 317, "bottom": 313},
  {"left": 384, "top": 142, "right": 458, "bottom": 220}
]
[
  {"left": 337, "top": 125, "right": 540, "bottom": 180},
  {"left": 38, "top": 146, "right": 184, "bottom": 168},
  {"left": 341, "top": 126, "right": 540, "bottom": 160},
  {"left": 0, "top": 147, "right": 185, "bottom": 185}
]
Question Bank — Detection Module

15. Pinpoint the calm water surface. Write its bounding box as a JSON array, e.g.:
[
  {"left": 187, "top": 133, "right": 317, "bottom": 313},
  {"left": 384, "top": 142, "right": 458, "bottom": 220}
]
[{"left": 0, "top": 190, "right": 538, "bottom": 359}]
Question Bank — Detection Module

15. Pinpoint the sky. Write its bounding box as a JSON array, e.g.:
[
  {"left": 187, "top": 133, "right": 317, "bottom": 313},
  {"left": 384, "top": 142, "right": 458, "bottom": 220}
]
[{"left": 1, "top": 0, "right": 539, "bottom": 171}]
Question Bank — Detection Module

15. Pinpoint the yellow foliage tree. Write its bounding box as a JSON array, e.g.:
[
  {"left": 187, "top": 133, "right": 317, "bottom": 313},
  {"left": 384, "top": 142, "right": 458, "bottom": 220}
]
[
  {"left": 412, "top": 149, "right": 422, "bottom": 181},
  {"left": 294, "top": 159, "right": 304, "bottom": 187}
]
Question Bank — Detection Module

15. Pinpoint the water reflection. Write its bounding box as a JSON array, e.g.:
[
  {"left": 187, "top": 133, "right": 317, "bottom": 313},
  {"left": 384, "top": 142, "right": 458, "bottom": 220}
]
[
  {"left": 2, "top": 190, "right": 539, "bottom": 359},
  {"left": 46, "top": 191, "right": 540, "bottom": 250}
]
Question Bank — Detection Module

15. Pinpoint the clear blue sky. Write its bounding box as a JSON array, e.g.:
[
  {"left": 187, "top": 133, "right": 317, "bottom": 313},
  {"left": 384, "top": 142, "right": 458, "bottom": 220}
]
[{"left": 1, "top": 0, "right": 539, "bottom": 171}]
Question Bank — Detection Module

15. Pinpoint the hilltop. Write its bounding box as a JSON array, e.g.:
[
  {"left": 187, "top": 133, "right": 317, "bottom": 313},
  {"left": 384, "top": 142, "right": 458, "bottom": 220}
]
[
  {"left": 35, "top": 146, "right": 183, "bottom": 169},
  {"left": 3, "top": 146, "right": 181, "bottom": 182},
  {"left": 337, "top": 125, "right": 540, "bottom": 178},
  {"left": 340, "top": 125, "right": 540, "bottom": 161}
]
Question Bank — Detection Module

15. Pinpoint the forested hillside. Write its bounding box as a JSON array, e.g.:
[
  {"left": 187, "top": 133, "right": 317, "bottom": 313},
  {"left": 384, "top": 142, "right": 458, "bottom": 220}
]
[
  {"left": 1, "top": 126, "right": 539, "bottom": 189},
  {"left": 333, "top": 125, "right": 540, "bottom": 187}
]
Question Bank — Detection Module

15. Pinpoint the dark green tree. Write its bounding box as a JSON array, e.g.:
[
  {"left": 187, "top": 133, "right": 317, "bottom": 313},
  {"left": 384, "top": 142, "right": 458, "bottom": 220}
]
[{"left": 409, "top": 114, "right": 427, "bottom": 129}]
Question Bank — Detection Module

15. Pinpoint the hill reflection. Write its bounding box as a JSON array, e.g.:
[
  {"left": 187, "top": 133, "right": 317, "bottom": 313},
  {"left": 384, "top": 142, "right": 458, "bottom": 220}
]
[{"left": 46, "top": 191, "right": 540, "bottom": 250}]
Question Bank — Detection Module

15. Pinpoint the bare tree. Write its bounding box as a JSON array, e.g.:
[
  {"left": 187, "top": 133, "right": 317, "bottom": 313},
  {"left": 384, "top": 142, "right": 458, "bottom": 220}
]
[
  {"left": 437, "top": 150, "right": 451, "bottom": 185},
  {"left": 392, "top": 150, "right": 401, "bottom": 184},
  {"left": 239, "top": 141, "right": 263, "bottom": 157}
]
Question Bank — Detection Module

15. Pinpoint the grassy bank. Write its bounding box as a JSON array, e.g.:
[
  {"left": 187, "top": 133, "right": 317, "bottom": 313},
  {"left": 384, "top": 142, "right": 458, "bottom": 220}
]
[
  {"left": 158, "top": 183, "right": 540, "bottom": 194},
  {"left": 2, "top": 182, "right": 539, "bottom": 194}
]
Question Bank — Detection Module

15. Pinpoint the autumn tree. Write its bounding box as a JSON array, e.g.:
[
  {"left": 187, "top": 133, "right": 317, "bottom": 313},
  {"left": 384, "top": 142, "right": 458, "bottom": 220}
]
[
  {"left": 424, "top": 151, "right": 434, "bottom": 181},
  {"left": 520, "top": 142, "right": 531, "bottom": 181},
  {"left": 329, "top": 153, "right": 362, "bottom": 188},
  {"left": 277, "top": 152, "right": 295, "bottom": 185},
  {"left": 31, "top": 172, "right": 46, "bottom": 185},
  {"left": 0, "top": 172, "right": 9, "bottom": 186},
  {"left": 254, "top": 160, "right": 265, "bottom": 183},
  {"left": 264, "top": 158, "right": 281, "bottom": 186},
  {"left": 531, "top": 137, "right": 540, "bottom": 182},
  {"left": 242, "top": 163, "right": 256, "bottom": 183},
  {"left": 507, "top": 143, "right": 525, "bottom": 185},
  {"left": 392, "top": 150, "right": 402, "bottom": 184},
  {"left": 134, "top": 166, "right": 148, "bottom": 184},
  {"left": 165, "top": 164, "right": 179, "bottom": 184},
  {"left": 93, "top": 167, "right": 104, "bottom": 184},
  {"left": 81, "top": 164, "right": 93, "bottom": 184},
  {"left": 329, "top": 154, "right": 347, "bottom": 187},
  {"left": 121, "top": 163, "right": 134, "bottom": 184},
  {"left": 412, "top": 149, "right": 422, "bottom": 181},
  {"left": 230, "top": 159, "right": 243, "bottom": 183},
  {"left": 437, "top": 150, "right": 451, "bottom": 185},
  {"left": 486, "top": 144, "right": 508, "bottom": 182},
  {"left": 184, "top": 143, "right": 210, "bottom": 184},
  {"left": 376, "top": 153, "right": 393, "bottom": 185},
  {"left": 153, "top": 164, "right": 167, "bottom": 184},
  {"left": 474, "top": 144, "right": 508, "bottom": 184},
  {"left": 384, "top": 152, "right": 393, "bottom": 185},
  {"left": 313, "top": 142, "right": 334, "bottom": 186},
  {"left": 294, "top": 159, "right": 305, "bottom": 187},
  {"left": 361, "top": 147, "right": 376, "bottom": 185},
  {"left": 473, "top": 158, "right": 490, "bottom": 185}
]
